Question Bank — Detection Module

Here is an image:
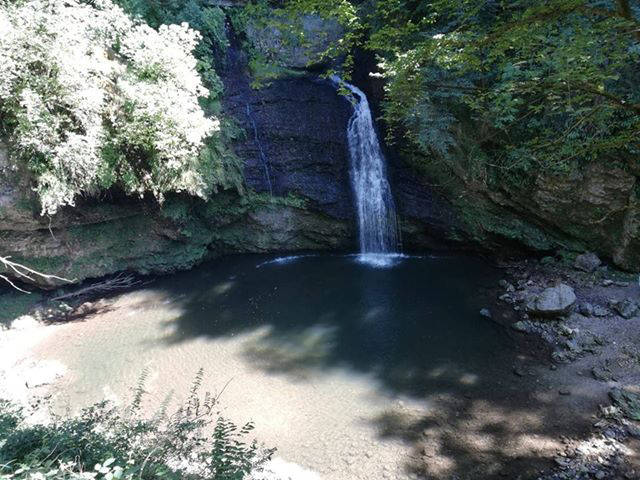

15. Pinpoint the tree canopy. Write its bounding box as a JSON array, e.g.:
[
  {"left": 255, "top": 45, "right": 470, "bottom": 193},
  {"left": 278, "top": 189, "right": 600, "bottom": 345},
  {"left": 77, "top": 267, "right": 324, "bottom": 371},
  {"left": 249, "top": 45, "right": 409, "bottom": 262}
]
[{"left": 272, "top": 0, "right": 640, "bottom": 184}]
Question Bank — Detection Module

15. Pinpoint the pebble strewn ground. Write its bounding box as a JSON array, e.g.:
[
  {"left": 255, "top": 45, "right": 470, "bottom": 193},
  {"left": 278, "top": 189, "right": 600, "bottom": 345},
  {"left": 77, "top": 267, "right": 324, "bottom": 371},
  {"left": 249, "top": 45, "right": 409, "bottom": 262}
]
[{"left": 487, "top": 254, "right": 640, "bottom": 480}]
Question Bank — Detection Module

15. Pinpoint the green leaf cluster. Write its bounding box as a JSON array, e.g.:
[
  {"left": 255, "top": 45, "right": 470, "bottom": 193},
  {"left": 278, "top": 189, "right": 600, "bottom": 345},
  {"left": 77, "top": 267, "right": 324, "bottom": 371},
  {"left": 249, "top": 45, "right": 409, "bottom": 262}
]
[
  {"left": 115, "top": 0, "right": 245, "bottom": 195},
  {"left": 0, "top": 0, "right": 244, "bottom": 215},
  {"left": 0, "top": 371, "right": 275, "bottom": 479}
]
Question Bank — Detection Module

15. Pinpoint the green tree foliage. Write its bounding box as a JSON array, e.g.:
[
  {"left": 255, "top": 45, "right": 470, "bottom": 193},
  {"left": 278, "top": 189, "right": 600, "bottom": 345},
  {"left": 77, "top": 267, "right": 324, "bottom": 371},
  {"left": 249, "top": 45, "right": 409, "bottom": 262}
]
[
  {"left": 278, "top": 0, "right": 640, "bottom": 184},
  {"left": 230, "top": 0, "right": 361, "bottom": 84},
  {"left": 0, "top": 371, "right": 275, "bottom": 479},
  {"left": 114, "top": 0, "right": 246, "bottom": 196},
  {"left": 115, "top": 0, "right": 230, "bottom": 96}
]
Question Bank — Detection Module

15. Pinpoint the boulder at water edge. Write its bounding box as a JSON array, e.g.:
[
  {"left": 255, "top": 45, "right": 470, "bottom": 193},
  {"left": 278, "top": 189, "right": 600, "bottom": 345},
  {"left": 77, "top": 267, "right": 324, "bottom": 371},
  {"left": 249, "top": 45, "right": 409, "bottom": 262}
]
[
  {"left": 574, "top": 252, "right": 602, "bottom": 273},
  {"left": 526, "top": 283, "right": 577, "bottom": 317}
]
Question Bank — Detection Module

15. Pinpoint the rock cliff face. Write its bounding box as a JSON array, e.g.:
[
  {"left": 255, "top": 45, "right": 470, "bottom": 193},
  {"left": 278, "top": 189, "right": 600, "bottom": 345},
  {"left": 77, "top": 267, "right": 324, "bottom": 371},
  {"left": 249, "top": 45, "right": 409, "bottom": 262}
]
[
  {"left": 505, "top": 163, "right": 639, "bottom": 270},
  {"left": 391, "top": 161, "right": 471, "bottom": 250},
  {"left": 429, "top": 159, "right": 640, "bottom": 271},
  {"left": 1, "top": 11, "right": 639, "bottom": 290},
  {"left": 220, "top": 35, "right": 354, "bottom": 220},
  {"left": 0, "top": 178, "right": 353, "bottom": 288}
]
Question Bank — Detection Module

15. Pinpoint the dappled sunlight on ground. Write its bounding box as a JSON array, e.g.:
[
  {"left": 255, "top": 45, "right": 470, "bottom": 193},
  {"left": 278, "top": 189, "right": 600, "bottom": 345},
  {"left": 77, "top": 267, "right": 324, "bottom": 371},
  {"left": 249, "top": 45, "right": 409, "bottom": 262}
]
[
  {"left": 373, "top": 395, "right": 578, "bottom": 479},
  {"left": 242, "top": 324, "right": 339, "bottom": 379}
]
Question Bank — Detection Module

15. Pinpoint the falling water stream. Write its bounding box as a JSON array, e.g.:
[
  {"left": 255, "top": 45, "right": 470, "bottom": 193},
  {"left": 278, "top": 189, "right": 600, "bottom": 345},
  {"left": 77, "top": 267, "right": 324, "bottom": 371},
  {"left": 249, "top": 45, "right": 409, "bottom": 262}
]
[
  {"left": 333, "top": 76, "right": 399, "bottom": 266},
  {"left": 246, "top": 102, "right": 273, "bottom": 196}
]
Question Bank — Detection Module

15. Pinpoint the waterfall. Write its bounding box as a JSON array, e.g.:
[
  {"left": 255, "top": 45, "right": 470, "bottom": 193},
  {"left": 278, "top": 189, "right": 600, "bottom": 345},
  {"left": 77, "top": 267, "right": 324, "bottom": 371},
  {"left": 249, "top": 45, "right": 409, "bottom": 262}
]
[
  {"left": 246, "top": 103, "right": 273, "bottom": 196},
  {"left": 333, "top": 76, "right": 399, "bottom": 266}
]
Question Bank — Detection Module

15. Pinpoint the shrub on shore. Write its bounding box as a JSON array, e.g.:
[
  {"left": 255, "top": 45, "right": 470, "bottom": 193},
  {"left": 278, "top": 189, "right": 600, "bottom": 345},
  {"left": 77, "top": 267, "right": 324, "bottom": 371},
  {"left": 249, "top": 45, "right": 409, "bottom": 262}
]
[{"left": 0, "top": 371, "right": 274, "bottom": 479}]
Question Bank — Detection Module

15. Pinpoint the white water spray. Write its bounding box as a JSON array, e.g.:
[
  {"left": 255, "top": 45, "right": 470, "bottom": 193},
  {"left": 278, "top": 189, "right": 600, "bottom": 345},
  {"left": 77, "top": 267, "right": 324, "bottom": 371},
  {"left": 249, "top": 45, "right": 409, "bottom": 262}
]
[{"left": 333, "top": 76, "right": 399, "bottom": 265}]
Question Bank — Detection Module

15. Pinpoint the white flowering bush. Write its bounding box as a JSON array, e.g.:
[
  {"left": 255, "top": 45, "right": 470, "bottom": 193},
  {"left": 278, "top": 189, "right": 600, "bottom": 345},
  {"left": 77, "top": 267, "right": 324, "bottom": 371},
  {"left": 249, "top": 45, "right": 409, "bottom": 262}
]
[{"left": 0, "top": 0, "right": 221, "bottom": 215}]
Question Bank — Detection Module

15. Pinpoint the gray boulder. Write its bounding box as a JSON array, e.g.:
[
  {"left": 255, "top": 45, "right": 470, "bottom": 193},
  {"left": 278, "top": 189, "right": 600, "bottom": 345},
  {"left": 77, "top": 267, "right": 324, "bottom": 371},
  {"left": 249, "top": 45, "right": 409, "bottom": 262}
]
[
  {"left": 610, "top": 299, "right": 639, "bottom": 319},
  {"left": 579, "top": 302, "right": 610, "bottom": 317},
  {"left": 526, "top": 283, "right": 577, "bottom": 317},
  {"left": 593, "top": 304, "right": 610, "bottom": 317},
  {"left": 574, "top": 252, "right": 601, "bottom": 272},
  {"left": 579, "top": 302, "right": 594, "bottom": 316}
]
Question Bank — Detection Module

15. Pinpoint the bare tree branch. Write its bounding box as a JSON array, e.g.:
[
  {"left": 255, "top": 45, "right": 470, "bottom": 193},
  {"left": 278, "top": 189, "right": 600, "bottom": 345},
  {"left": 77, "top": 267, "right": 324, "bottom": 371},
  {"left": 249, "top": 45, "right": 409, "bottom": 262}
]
[
  {"left": 52, "top": 273, "right": 142, "bottom": 301},
  {"left": 0, "top": 255, "right": 74, "bottom": 292},
  {"left": 0, "top": 274, "right": 31, "bottom": 293},
  {"left": 572, "top": 82, "right": 640, "bottom": 114}
]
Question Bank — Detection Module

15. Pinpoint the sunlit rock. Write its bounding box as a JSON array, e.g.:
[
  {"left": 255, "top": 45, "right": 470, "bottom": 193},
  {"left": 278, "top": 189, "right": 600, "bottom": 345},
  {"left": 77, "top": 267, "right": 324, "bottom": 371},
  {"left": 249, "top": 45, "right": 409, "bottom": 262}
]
[{"left": 526, "top": 284, "right": 576, "bottom": 317}]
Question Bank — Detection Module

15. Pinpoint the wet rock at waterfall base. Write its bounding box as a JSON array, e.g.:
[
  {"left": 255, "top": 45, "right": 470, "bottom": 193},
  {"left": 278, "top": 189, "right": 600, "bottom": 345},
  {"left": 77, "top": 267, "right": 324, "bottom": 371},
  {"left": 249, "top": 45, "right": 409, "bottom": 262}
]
[
  {"left": 526, "top": 283, "right": 577, "bottom": 317},
  {"left": 574, "top": 252, "right": 602, "bottom": 273}
]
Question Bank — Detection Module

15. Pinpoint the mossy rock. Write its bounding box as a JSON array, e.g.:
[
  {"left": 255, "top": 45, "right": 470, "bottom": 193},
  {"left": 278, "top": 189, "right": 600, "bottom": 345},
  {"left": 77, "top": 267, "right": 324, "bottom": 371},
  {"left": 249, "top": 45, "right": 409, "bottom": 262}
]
[{"left": 609, "top": 388, "right": 640, "bottom": 421}]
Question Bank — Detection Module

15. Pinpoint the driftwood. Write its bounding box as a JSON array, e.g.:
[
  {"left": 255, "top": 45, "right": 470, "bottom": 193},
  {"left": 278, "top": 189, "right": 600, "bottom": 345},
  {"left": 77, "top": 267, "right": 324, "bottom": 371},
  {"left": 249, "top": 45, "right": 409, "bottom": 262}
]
[
  {"left": 52, "top": 273, "right": 142, "bottom": 301},
  {"left": 0, "top": 255, "right": 74, "bottom": 293}
]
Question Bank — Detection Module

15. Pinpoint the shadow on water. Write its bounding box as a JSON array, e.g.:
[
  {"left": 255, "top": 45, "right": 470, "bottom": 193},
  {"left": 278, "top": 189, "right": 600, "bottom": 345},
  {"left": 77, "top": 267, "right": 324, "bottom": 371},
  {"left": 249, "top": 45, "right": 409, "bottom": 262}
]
[
  {"left": 154, "top": 254, "right": 510, "bottom": 393},
  {"left": 142, "top": 253, "right": 598, "bottom": 479}
]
